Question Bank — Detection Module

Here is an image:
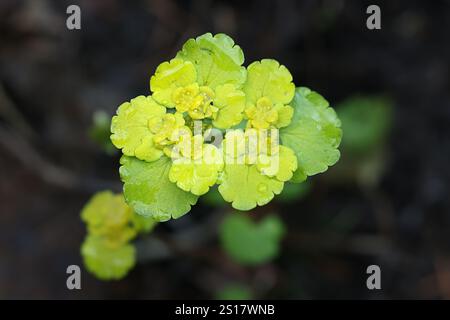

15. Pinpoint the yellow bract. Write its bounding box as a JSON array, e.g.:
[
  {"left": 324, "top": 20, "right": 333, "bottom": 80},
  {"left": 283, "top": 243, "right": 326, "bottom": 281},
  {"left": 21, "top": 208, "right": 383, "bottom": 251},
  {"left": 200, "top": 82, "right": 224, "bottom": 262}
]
[
  {"left": 243, "top": 59, "right": 295, "bottom": 129},
  {"left": 148, "top": 113, "right": 186, "bottom": 146},
  {"left": 169, "top": 143, "right": 224, "bottom": 195},
  {"left": 256, "top": 145, "right": 298, "bottom": 181},
  {"left": 150, "top": 58, "right": 197, "bottom": 107},
  {"left": 222, "top": 129, "right": 280, "bottom": 165},
  {"left": 110, "top": 95, "right": 166, "bottom": 162},
  {"left": 212, "top": 84, "right": 246, "bottom": 129},
  {"left": 81, "top": 191, "right": 136, "bottom": 248}
]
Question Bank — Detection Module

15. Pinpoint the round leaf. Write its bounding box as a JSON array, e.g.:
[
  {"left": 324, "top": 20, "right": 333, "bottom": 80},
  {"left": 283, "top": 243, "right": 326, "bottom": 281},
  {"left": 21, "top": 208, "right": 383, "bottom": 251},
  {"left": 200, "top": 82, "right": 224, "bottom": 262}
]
[
  {"left": 243, "top": 59, "right": 295, "bottom": 105},
  {"left": 218, "top": 163, "right": 284, "bottom": 211},
  {"left": 280, "top": 87, "right": 342, "bottom": 180},
  {"left": 110, "top": 95, "right": 166, "bottom": 162},
  {"left": 176, "top": 33, "right": 246, "bottom": 89},
  {"left": 120, "top": 156, "right": 198, "bottom": 221}
]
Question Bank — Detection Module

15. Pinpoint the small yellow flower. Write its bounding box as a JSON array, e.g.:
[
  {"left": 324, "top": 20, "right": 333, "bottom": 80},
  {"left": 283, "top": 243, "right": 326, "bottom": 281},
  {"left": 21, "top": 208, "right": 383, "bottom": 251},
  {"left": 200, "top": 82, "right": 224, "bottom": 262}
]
[
  {"left": 245, "top": 97, "right": 279, "bottom": 129},
  {"left": 243, "top": 59, "right": 295, "bottom": 129},
  {"left": 148, "top": 112, "right": 186, "bottom": 146},
  {"left": 172, "top": 84, "right": 218, "bottom": 119},
  {"left": 172, "top": 84, "right": 203, "bottom": 113}
]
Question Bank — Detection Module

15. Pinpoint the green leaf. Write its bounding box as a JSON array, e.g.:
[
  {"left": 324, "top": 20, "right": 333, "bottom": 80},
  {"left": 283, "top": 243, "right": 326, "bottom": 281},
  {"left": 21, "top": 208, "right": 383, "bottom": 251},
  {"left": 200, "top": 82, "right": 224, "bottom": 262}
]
[
  {"left": 120, "top": 156, "right": 198, "bottom": 221},
  {"left": 220, "top": 214, "right": 285, "bottom": 265},
  {"left": 280, "top": 87, "right": 342, "bottom": 180},
  {"left": 337, "top": 96, "right": 392, "bottom": 154},
  {"left": 256, "top": 145, "right": 298, "bottom": 182},
  {"left": 176, "top": 33, "right": 246, "bottom": 89},
  {"left": 169, "top": 144, "right": 223, "bottom": 196},
  {"left": 81, "top": 235, "right": 135, "bottom": 281},
  {"left": 218, "top": 163, "right": 284, "bottom": 211}
]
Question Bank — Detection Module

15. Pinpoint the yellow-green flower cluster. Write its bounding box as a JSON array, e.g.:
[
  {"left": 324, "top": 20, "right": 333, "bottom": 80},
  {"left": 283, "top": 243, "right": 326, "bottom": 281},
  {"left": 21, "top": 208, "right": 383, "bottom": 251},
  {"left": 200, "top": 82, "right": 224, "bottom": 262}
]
[
  {"left": 80, "top": 191, "right": 157, "bottom": 280},
  {"left": 110, "top": 33, "right": 342, "bottom": 219}
]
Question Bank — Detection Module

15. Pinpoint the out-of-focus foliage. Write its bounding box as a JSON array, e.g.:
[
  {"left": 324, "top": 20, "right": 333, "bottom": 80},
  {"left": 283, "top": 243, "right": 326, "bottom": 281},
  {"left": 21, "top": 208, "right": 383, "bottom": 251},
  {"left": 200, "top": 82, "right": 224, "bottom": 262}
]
[
  {"left": 277, "top": 180, "right": 311, "bottom": 203},
  {"left": 338, "top": 96, "right": 392, "bottom": 154},
  {"left": 329, "top": 96, "right": 393, "bottom": 187},
  {"left": 216, "top": 284, "right": 253, "bottom": 300},
  {"left": 220, "top": 214, "right": 285, "bottom": 265},
  {"left": 89, "top": 110, "right": 116, "bottom": 155},
  {"left": 80, "top": 191, "right": 157, "bottom": 280},
  {"left": 81, "top": 235, "right": 136, "bottom": 281}
]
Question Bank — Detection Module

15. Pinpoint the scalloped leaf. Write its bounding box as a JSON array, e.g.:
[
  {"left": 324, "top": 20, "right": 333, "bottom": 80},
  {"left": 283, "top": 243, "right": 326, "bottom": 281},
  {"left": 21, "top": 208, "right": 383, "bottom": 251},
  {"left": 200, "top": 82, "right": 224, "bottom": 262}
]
[
  {"left": 169, "top": 144, "right": 223, "bottom": 196},
  {"left": 280, "top": 87, "right": 342, "bottom": 181},
  {"left": 120, "top": 156, "right": 198, "bottom": 221},
  {"left": 220, "top": 214, "right": 285, "bottom": 265},
  {"left": 337, "top": 95, "right": 392, "bottom": 154},
  {"left": 81, "top": 235, "right": 135, "bottom": 281},
  {"left": 218, "top": 163, "right": 284, "bottom": 211},
  {"left": 212, "top": 84, "right": 246, "bottom": 129},
  {"left": 110, "top": 95, "right": 166, "bottom": 162},
  {"left": 243, "top": 59, "right": 295, "bottom": 105},
  {"left": 149, "top": 58, "right": 197, "bottom": 107},
  {"left": 176, "top": 33, "right": 246, "bottom": 89},
  {"left": 256, "top": 145, "right": 298, "bottom": 181}
]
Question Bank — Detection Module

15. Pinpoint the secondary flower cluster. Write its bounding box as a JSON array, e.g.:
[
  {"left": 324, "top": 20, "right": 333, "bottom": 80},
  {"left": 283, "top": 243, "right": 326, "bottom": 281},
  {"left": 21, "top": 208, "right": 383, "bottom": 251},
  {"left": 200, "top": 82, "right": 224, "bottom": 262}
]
[
  {"left": 81, "top": 191, "right": 156, "bottom": 280},
  {"left": 111, "top": 33, "right": 342, "bottom": 221}
]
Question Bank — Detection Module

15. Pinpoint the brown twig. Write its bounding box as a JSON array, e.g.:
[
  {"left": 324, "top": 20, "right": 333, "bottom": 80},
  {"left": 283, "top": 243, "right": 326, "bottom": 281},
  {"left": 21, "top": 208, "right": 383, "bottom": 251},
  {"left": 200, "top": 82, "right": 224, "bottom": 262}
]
[{"left": 0, "top": 126, "right": 121, "bottom": 192}]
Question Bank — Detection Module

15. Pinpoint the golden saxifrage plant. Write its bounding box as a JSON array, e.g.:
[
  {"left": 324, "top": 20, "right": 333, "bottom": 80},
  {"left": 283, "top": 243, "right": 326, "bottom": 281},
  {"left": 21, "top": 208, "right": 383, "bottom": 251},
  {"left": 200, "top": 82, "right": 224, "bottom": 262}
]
[
  {"left": 111, "top": 33, "right": 342, "bottom": 219},
  {"left": 80, "top": 33, "right": 342, "bottom": 280}
]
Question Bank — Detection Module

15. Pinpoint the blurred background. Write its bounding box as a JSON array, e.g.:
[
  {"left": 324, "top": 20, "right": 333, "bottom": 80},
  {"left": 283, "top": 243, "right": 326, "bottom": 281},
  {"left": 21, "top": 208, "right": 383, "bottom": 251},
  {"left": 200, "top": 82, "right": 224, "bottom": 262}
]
[{"left": 1, "top": 0, "right": 449, "bottom": 299}]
